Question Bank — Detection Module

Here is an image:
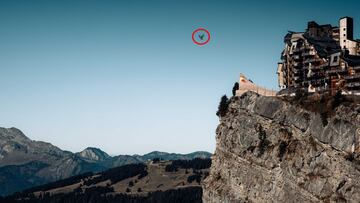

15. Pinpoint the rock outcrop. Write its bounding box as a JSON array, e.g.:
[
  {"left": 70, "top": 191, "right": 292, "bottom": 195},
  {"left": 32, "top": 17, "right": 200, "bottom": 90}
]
[
  {"left": 76, "top": 147, "right": 111, "bottom": 162},
  {"left": 0, "top": 128, "right": 70, "bottom": 167},
  {"left": 203, "top": 92, "right": 360, "bottom": 203}
]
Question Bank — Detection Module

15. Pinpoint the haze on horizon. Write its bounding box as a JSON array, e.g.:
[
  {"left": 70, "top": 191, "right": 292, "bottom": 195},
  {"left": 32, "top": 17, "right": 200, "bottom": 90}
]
[{"left": 0, "top": 0, "right": 359, "bottom": 155}]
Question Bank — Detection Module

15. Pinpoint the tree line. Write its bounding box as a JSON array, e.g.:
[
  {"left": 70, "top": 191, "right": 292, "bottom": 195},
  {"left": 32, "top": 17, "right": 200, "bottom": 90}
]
[{"left": 0, "top": 186, "right": 202, "bottom": 203}]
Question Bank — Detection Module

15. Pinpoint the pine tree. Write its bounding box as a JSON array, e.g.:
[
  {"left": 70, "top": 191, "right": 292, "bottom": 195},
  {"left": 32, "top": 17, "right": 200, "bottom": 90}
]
[
  {"left": 232, "top": 82, "right": 239, "bottom": 96},
  {"left": 216, "top": 95, "right": 229, "bottom": 117}
]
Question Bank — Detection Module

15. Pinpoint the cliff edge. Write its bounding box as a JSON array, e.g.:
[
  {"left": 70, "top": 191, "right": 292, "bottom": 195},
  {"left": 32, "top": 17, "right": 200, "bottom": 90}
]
[{"left": 203, "top": 91, "right": 360, "bottom": 202}]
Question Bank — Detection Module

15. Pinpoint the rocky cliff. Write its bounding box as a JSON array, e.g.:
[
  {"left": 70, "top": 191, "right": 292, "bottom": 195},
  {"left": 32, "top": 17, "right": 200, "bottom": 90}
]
[{"left": 203, "top": 92, "right": 360, "bottom": 203}]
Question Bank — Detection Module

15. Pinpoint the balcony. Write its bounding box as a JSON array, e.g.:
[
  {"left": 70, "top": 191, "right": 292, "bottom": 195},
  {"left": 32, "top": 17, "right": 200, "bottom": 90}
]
[
  {"left": 302, "top": 50, "right": 316, "bottom": 56},
  {"left": 304, "top": 58, "right": 321, "bottom": 64},
  {"left": 309, "top": 79, "right": 325, "bottom": 85},
  {"left": 299, "top": 47, "right": 310, "bottom": 51},
  {"left": 292, "top": 47, "right": 302, "bottom": 53},
  {"left": 344, "top": 73, "right": 360, "bottom": 80},
  {"left": 293, "top": 62, "right": 301, "bottom": 67},
  {"left": 292, "top": 55, "right": 301, "bottom": 60},
  {"left": 346, "top": 82, "right": 360, "bottom": 87},
  {"left": 294, "top": 76, "right": 303, "bottom": 82},
  {"left": 326, "top": 69, "right": 347, "bottom": 74},
  {"left": 293, "top": 64, "right": 303, "bottom": 69}
]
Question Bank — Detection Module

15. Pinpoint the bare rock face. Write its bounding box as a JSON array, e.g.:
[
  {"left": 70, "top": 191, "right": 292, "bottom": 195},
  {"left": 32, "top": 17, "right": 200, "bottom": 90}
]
[
  {"left": 76, "top": 147, "right": 111, "bottom": 162},
  {"left": 203, "top": 92, "right": 360, "bottom": 203},
  {"left": 0, "top": 127, "right": 70, "bottom": 167}
]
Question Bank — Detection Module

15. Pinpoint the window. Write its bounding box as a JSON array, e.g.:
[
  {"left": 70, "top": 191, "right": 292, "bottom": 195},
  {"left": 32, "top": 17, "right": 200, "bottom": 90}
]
[
  {"left": 343, "top": 28, "right": 346, "bottom": 31},
  {"left": 344, "top": 40, "right": 346, "bottom": 42},
  {"left": 333, "top": 56, "right": 338, "bottom": 63},
  {"left": 343, "top": 34, "right": 346, "bottom": 37}
]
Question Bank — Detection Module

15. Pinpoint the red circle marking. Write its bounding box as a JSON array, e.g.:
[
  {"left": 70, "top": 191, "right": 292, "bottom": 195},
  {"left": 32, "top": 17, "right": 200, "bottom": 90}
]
[{"left": 192, "top": 28, "right": 211, "bottom": 46}]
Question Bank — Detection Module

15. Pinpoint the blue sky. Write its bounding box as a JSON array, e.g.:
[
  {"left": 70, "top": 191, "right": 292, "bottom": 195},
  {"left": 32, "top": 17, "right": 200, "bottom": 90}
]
[{"left": 0, "top": 0, "right": 359, "bottom": 155}]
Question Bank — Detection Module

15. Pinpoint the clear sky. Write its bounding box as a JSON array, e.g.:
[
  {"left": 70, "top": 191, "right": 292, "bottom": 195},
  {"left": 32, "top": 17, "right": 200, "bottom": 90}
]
[{"left": 1, "top": 0, "right": 359, "bottom": 155}]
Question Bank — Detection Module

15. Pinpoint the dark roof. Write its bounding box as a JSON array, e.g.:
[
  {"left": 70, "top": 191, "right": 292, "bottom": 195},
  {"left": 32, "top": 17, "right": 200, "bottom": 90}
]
[
  {"left": 308, "top": 21, "right": 319, "bottom": 28},
  {"left": 340, "top": 16, "right": 353, "bottom": 20},
  {"left": 307, "top": 21, "right": 333, "bottom": 29},
  {"left": 320, "top": 24, "right": 332, "bottom": 28},
  {"left": 284, "top": 32, "right": 292, "bottom": 44},
  {"left": 343, "top": 55, "right": 360, "bottom": 66},
  {"left": 284, "top": 31, "right": 304, "bottom": 44},
  {"left": 303, "top": 33, "right": 341, "bottom": 58}
]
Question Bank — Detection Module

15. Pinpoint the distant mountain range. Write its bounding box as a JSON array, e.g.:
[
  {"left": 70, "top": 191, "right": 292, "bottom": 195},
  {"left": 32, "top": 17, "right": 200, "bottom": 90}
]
[{"left": 0, "top": 127, "right": 211, "bottom": 196}]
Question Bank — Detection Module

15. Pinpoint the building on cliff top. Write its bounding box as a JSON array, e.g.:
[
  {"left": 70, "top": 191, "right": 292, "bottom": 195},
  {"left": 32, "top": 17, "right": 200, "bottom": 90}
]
[
  {"left": 235, "top": 74, "right": 276, "bottom": 97},
  {"left": 277, "top": 17, "right": 360, "bottom": 95}
]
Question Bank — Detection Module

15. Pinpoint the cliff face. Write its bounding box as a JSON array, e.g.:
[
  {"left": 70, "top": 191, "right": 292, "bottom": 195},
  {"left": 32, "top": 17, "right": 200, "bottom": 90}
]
[{"left": 203, "top": 92, "right": 360, "bottom": 203}]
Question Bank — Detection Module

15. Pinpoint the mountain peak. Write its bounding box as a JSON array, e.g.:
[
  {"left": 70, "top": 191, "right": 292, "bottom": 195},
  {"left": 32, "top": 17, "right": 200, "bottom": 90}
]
[
  {"left": 77, "top": 147, "right": 111, "bottom": 162},
  {"left": 145, "top": 151, "right": 169, "bottom": 156},
  {"left": 0, "top": 127, "right": 29, "bottom": 141}
]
